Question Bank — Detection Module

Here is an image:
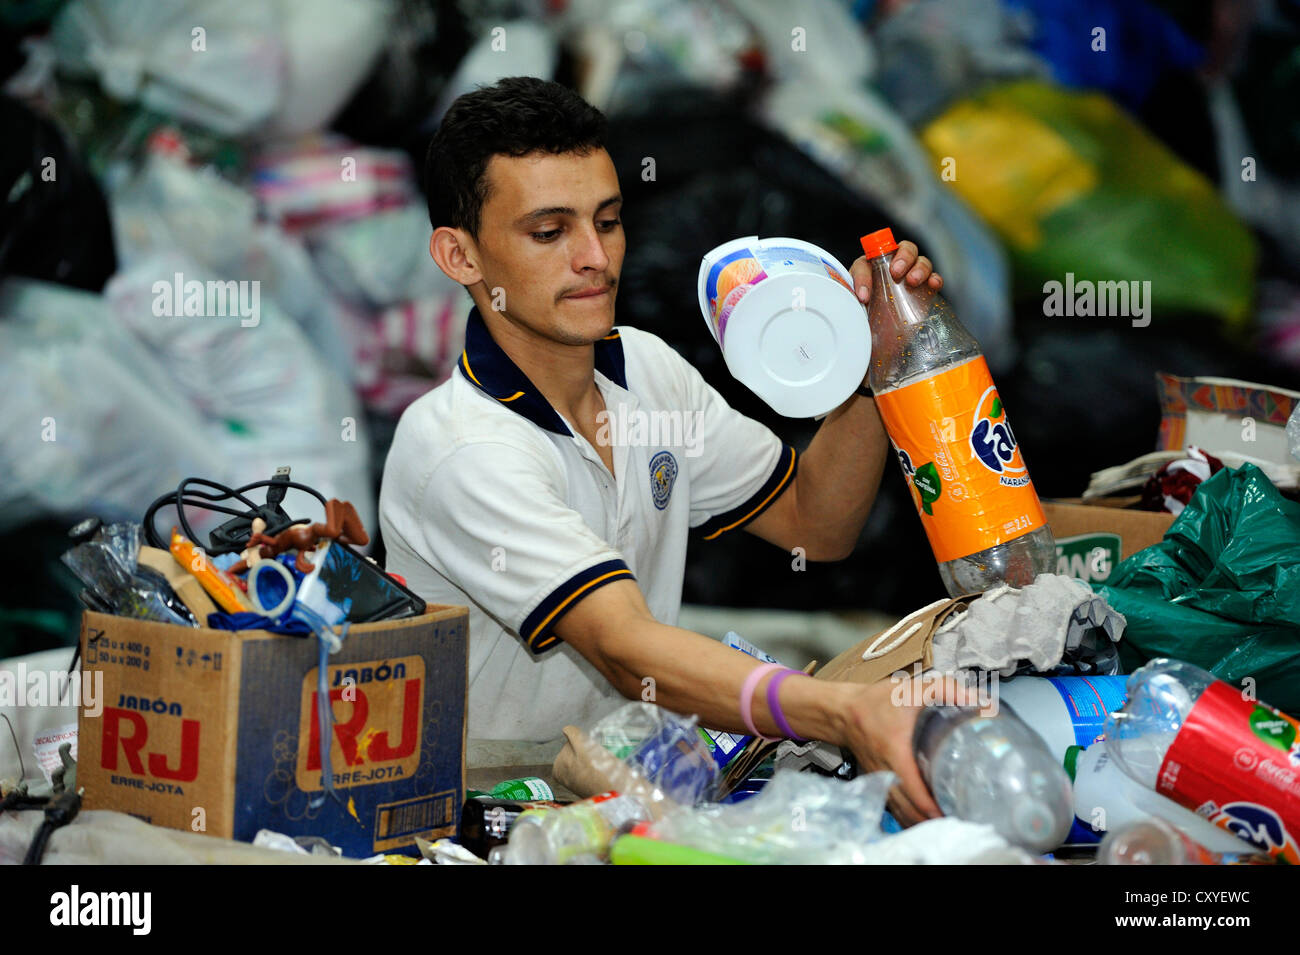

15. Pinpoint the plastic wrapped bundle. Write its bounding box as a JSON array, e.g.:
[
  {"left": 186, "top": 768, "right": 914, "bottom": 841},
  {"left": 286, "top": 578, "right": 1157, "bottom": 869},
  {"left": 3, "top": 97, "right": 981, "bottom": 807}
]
[
  {"left": 49, "top": 0, "right": 392, "bottom": 138},
  {"left": 648, "top": 769, "right": 896, "bottom": 864},
  {"left": 0, "top": 279, "right": 226, "bottom": 534},
  {"left": 102, "top": 253, "right": 374, "bottom": 534}
]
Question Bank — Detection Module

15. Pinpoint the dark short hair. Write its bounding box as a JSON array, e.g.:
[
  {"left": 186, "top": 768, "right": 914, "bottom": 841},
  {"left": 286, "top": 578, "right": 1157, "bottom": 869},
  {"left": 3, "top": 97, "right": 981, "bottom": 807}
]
[{"left": 423, "top": 76, "right": 608, "bottom": 238}]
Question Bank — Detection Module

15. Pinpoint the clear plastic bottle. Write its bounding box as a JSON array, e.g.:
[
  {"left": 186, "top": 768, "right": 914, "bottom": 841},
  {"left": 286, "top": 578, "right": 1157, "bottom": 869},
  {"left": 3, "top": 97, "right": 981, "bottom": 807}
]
[
  {"left": 1102, "top": 659, "right": 1212, "bottom": 791},
  {"left": 1067, "top": 741, "right": 1256, "bottom": 854},
  {"left": 1103, "top": 658, "right": 1300, "bottom": 863},
  {"left": 862, "top": 227, "right": 1055, "bottom": 596},
  {"left": 499, "top": 792, "right": 651, "bottom": 865},
  {"left": 913, "top": 703, "right": 1073, "bottom": 852},
  {"left": 1098, "top": 817, "right": 1268, "bottom": 865}
]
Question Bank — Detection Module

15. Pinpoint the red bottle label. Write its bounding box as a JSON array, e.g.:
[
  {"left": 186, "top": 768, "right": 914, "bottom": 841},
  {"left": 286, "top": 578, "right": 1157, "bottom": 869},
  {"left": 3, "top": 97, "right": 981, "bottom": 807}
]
[{"left": 1157, "top": 681, "right": 1300, "bottom": 863}]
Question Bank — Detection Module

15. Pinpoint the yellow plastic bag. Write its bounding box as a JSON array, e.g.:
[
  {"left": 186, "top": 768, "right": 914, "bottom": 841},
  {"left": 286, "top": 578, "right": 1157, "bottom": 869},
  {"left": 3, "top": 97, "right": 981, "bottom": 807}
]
[{"left": 922, "top": 80, "right": 1257, "bottom": 327}]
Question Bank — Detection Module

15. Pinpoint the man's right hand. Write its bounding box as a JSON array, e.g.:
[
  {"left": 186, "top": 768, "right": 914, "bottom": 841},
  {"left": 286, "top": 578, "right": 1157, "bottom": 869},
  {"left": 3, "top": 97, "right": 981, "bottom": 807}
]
[{"left": 837, "top": 674, "right": 961, "bottom": 827}]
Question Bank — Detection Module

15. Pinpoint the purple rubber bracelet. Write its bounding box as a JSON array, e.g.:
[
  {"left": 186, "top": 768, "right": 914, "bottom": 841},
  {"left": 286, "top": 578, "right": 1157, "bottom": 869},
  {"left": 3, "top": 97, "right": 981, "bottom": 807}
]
[
  {"left": 766, "top": 668, "right": 807, "bottom": 742},
  {"left": 740, "top": 662, "right": 784, "bottom": 741}
]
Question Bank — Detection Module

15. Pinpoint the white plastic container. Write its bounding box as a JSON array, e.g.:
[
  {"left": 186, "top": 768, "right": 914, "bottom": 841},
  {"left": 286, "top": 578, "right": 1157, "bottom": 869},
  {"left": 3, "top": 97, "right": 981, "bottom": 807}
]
[
  {"left": 995, "top": 675, "right": 1128, "bottom": 765},
  {"left": 697, "top": 236, "right": 870, "bottom": 418},
  {"left": 1070, "top": 741, "right": 1256, "bottom": 854}
]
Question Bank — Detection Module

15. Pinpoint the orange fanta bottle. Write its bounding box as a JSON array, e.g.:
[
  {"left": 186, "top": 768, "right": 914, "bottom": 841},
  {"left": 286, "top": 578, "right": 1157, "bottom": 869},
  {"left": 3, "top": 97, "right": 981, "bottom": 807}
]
[{"left": 861, "top": 227, "right": 1055, "bottom": 596}]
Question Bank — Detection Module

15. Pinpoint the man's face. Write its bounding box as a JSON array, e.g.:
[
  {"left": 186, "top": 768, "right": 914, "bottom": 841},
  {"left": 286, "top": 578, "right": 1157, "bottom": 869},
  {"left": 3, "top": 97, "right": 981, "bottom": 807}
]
[{"left": 470, "top": 148, "right": 624, "bottom": 346}]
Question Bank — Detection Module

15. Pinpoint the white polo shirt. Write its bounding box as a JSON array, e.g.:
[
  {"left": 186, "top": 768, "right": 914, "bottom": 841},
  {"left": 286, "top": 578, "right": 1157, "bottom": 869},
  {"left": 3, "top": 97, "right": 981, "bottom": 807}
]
[{"left": 379, "top": 306, "right": 796, "bottom": 747}]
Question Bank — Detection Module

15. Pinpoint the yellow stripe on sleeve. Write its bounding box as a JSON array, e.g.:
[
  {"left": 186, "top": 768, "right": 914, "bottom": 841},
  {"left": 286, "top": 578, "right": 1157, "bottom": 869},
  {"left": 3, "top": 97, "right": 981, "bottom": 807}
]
[
  {"left": 702, "top": 447, "right": 797, "bottom": 540},
  {"left": 527, "top": 569, "right": 634, "bottom": 644}
]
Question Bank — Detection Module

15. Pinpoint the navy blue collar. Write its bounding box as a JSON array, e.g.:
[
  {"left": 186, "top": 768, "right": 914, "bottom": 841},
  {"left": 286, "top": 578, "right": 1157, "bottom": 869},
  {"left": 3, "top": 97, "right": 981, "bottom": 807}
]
[{"left": 456, "top": 305, "right": 628, "bottom": 437}]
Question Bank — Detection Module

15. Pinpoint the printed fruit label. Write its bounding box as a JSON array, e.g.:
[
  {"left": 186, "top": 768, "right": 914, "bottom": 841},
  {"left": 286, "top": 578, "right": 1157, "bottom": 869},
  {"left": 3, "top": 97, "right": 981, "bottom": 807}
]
[
  {"left": 1157, "top": 681, "right": 1300, "bottom": 863},
  {"left": 873, "top": 356, "right": 1046, "bottom": 562},
  {"left": 704, "top": 245, "right": 853, "bottom": 346}
]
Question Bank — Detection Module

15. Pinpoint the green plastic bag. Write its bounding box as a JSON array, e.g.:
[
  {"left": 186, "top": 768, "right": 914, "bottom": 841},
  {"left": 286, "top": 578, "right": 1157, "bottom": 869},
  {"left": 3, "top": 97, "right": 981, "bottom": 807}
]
[
  {"left": 1097, "top": 465, "right": 1300, "bottom": 713},
  {"left": 921, "top": 80, "right": 1257, "bottom": 327}
]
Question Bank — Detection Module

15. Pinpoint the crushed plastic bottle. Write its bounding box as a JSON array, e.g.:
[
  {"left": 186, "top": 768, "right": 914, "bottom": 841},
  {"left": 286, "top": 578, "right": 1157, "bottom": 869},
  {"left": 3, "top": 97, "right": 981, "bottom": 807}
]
[
  {"left": 497, "top": 792, "right": 651, "bottom": 865},
  {"left": 862, "top": 227, "right": 1055, "bottom": 596},
  {"left": 1066, "top": 741, "right": 1257, "bottom": 853},
  {"left": 1104, "top": 658, "right": 1300, "bottom": 863},
  {"left": 1099, "top": 817, "right": 1270, "bottom": 865},
  {"left": 914, "top": 703, "right": 1073, "bottom": 852}
]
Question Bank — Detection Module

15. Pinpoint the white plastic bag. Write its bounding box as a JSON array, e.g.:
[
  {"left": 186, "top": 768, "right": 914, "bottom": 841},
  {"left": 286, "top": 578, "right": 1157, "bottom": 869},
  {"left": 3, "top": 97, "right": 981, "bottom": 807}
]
[
  {"left": 112, "top": 151, "right": 360, "bottom": 384},
  {"left": 309, "top": 204, "right": 464, "bottom": 309},
  {"left": 51, "top": 0, "right": 283, "bottom": 136},
  {"left": 103, "top": 253, "right": 374, "bottom": 533},
  {"left": 0, "top": 279, "right": 226, "bottom": 533}
]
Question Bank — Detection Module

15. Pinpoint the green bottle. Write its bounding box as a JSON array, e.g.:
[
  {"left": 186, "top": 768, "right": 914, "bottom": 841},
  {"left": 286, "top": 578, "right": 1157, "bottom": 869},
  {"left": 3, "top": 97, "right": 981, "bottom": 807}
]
[{"left": 467, "top": 777, "right": 555, "bottom": 801}]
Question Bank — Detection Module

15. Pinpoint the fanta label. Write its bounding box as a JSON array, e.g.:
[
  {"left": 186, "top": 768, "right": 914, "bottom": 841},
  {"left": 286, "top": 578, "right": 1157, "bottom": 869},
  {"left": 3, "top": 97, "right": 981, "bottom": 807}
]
[
  {"left": 873, "top": 356, "right": 1046, "bottom": 562},
  {"left": 1157, "top": 680, "right": 1300, "bottom": 864}
]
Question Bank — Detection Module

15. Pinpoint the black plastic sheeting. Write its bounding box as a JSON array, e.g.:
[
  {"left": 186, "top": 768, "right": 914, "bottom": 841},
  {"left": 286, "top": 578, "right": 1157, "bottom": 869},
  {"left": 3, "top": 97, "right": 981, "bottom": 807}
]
[{"left": 0, "top": 94, "right": 117, "bottom": 292}]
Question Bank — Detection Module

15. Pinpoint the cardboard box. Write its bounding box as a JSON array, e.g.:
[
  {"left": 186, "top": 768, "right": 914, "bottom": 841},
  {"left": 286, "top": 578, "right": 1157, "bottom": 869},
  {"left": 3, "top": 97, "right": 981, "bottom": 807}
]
[
  {"left": 1156, "top": 373, "right": 1299, "bottom": 464},
  {"left": 1043, "top": 500, "right": 1175, "bottom": 585},
  {"left": 76, "top": 607, "right": 468, "bottom": 858}
]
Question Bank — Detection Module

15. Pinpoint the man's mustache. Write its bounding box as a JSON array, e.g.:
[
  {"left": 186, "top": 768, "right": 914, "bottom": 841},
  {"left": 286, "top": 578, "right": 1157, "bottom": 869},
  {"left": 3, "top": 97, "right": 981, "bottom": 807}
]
[{"left": 556, "top": 276, "right": 618, "bottom": 302}]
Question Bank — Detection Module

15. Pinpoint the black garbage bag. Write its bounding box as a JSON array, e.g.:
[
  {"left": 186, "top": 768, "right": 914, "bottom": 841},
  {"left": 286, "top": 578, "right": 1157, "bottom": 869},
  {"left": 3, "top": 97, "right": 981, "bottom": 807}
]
[{"left": 0, "top": 93, "right": 116, "bottom": 291}]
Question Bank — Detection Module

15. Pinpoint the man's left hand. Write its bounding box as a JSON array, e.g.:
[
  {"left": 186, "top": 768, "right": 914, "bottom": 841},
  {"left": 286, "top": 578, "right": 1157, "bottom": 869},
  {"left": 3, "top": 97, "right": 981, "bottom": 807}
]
[{"left": 848, "top": 240, "right": 942, "bottom": 303}]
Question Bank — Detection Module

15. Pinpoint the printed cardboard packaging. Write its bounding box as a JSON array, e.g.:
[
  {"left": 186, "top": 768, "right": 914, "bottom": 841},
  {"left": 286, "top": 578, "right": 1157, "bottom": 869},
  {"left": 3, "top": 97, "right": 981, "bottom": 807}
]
[
  {"left": 76, "top": 607, "right": 467, "bottom": 858},
  {"left": 1043, "top": 499, "right": 1175, "bottom": 584}
]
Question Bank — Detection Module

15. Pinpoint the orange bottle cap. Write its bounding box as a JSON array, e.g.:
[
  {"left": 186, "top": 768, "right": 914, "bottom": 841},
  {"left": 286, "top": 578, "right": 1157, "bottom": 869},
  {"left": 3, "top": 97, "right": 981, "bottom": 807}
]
[{"left": 860, "top": 228, "right": 898, "bottom": 259}]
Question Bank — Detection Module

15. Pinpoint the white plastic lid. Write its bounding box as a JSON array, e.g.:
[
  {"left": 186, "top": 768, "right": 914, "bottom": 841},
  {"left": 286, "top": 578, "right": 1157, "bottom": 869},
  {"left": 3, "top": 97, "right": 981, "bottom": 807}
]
[{"left": 697, "top": 236, "right": 870, "bottom": 418}]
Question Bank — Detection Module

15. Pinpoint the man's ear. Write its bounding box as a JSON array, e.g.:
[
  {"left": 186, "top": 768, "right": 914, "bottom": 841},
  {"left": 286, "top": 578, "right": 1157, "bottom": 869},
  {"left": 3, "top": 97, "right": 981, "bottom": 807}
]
[{"left": 430, "top": 227, "right": 482, "bottom": 286}]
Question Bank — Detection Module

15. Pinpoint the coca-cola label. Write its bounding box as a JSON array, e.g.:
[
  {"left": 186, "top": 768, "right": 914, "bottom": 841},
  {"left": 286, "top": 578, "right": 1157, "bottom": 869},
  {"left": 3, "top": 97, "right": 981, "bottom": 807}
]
[{"left": 1157, "top": 680, "right": 1300, "bottom": 863}]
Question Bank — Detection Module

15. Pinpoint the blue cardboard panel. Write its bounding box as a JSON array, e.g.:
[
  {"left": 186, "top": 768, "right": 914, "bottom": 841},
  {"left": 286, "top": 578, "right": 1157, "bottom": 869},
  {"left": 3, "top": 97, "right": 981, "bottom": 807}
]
[{"left": 231, "top": 612, "right": 467, "bottom": 858}]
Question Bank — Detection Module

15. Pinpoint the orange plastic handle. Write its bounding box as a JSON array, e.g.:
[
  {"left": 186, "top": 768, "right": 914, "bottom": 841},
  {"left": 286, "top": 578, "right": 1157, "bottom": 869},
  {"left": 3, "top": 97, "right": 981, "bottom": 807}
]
[{"left": 169, "top": 529, "right": 250, "bottom": 615}]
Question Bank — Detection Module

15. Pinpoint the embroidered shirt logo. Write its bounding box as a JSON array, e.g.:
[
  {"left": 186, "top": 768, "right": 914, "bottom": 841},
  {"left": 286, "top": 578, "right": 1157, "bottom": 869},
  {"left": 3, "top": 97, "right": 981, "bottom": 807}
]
[{"left": 649, "top": 451, "right": 678, "bottom": 510}]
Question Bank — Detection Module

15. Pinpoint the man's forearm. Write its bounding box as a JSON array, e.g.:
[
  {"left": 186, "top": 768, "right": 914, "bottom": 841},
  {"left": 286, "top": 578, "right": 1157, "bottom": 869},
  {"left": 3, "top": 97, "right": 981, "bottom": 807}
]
[
  {"left": 791, "top": 393, "right": 891, "bottom": 559},
  {"left": 557, "top": 578, "right": 947, "bottom": 825},
  {"left": 596, "top": 615, "right": 851, "bottom": 744}
]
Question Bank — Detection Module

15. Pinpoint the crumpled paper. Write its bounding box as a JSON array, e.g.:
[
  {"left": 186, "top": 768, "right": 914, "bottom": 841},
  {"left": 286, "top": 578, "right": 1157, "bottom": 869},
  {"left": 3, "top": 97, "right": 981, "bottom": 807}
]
[{"left": 929, "top": 573, "right": 1125, "bottom": 678}]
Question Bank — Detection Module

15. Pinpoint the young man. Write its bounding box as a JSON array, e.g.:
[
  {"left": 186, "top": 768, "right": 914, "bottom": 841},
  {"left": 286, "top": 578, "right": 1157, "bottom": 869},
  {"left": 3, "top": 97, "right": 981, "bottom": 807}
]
[{"left": 380, "top": 77, "right": 950, "bottom": 825}]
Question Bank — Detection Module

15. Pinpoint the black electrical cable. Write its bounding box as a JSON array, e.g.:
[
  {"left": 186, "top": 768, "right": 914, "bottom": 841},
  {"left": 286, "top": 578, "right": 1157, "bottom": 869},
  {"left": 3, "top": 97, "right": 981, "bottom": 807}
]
[
  {"left": 19, "top": 789, "right": 80, "bottom": 865},
  {"left": 0, "top": 791, "right": 47, "bottom": 813},
  {"left": 0, "top": 713, "right": 25, "bottom": 784},
  {"left": 23, "top": 821, "right": 54, "bottom": 865},
  {"left": 178, "top": 477, "right": 264, "bottom": 512},
  {"left": 145, "top": 496, "right": 265, "bottom": 548},
  {"left": 176, "top": 478, "right": 263, "bottom": 546},
  {"left": 142, "top": 476, "right": 329, "bottom": 551},
  {"left": 142, "top": 495, "right": 250, "bottom": 549}
]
